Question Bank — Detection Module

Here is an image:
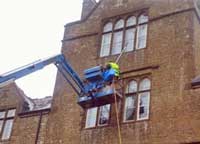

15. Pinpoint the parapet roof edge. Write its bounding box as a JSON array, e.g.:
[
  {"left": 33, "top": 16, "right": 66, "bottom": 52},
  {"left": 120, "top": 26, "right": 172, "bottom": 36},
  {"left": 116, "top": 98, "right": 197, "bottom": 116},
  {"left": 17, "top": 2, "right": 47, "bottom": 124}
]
[
  {"left": 64, "top": 0, "right": 103, "bottom": 27},
  {"left": 18, "top": 108, "right": 51, "bottom": 118}
]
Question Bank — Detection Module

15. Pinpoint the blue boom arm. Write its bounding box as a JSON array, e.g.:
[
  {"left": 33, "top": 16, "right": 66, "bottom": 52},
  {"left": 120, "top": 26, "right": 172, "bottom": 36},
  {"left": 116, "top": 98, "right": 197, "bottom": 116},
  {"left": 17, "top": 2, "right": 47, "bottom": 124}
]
[
  {"left": 0, "top": 53, "right": 122, "bottom": 109},
  {"left": 0, "top": 54, "right": 85, "bottom": 96}
]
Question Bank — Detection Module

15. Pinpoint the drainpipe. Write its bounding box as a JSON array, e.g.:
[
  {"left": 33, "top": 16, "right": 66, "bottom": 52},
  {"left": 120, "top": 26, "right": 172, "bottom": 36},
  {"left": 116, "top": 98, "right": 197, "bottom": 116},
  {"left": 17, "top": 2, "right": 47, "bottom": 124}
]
[{"left": 35, "top": 112, "right": 43, "bottom": 144}]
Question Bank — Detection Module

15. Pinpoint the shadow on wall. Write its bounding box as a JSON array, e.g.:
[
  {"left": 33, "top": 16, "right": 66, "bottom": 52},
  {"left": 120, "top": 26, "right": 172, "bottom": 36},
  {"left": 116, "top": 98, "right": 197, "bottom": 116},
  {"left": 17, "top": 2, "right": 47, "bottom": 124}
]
[{"left": 198, "top": 0, "right": 200, "bottom": 9}]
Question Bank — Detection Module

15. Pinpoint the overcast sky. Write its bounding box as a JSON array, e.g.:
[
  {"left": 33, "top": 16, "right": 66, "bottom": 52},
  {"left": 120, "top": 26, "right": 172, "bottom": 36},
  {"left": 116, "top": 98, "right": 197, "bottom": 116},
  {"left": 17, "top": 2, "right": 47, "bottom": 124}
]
[{"left": 0, "top": 0, "right": 83, "bottom": 98}]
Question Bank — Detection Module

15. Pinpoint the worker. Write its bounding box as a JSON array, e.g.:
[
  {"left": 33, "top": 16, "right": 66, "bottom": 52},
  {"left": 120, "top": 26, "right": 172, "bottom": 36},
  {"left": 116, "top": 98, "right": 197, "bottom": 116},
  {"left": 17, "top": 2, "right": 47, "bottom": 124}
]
[
  {"left": 108, "top": 62, "right": 120, "bottom": 77},
  {"left": 102, "top": 62, "right": 120, "bottom": 82}
]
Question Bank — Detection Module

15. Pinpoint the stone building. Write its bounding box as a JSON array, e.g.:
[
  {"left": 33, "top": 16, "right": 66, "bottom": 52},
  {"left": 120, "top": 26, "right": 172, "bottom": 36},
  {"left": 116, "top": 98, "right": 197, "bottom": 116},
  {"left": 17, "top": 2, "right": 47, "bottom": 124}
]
[
  {"left": 1, "top": 0, "right": 200, "bottom": 144},
  {"left": 0, "top": 83, "right": 51, "bottom": 144}
]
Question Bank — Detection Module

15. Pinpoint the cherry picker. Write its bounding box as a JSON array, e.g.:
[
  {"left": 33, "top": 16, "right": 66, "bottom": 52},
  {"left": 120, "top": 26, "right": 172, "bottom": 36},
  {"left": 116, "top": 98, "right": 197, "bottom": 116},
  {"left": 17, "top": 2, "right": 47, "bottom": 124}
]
[{"left": 0, "top": 54, "right": 122, "bottom": 109}]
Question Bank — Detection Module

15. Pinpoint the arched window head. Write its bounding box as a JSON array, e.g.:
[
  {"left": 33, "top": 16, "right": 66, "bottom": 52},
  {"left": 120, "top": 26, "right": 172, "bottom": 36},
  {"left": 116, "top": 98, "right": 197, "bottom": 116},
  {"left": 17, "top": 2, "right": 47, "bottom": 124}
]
[
  {"left": 139, "top": 78, "right": 151, "bottom": 91},
  {"left": 103, "top": 22, "right": 113, "bottom": 33},
  {"left": 126, "top": 80, "right": 137, "bottom": 93},
  {"left": 126, "top": 16, "right": 136, "bottom": 27},
  {"left": 114, "top": 19, "right": 124, "bottom": 30},
  {"left": 138, "top": 14, "right": 148, "bottom": 24}
]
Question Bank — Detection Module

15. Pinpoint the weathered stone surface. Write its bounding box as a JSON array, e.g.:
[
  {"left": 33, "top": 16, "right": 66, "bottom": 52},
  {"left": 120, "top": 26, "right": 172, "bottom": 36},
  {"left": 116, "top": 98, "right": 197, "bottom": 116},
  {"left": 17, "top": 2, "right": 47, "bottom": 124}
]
[
  {"left": 47, "top": 0, "right": 200, "bottom": 144},
  {"left": 0, "top": 84, "right": 50, "bottom": 144},
  {"left": 1, "top": 0, "right": 200, "bottom": 144}
]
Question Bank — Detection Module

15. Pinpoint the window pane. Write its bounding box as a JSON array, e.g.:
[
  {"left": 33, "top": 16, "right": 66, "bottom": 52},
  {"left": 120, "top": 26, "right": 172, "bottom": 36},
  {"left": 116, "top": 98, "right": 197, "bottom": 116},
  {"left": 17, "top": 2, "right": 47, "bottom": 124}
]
[
  {"left": 124, "top": 28, "right": 136, "bottom": 52},
  {"left": 2, "top": 119, "right": 14, "bottom": 140},
  {"left": 85, "top": 107, "right": 97, "bottom": 128},
  {"left": 124, "top": 95, "right": 136, "bottom": 121},
  {"left": 112, "top": 31, "right": 123, "bottom": 55},
  {"left": 100, "top": 33, "right": 112, "bottom": 57},
  {"left": 0, "top": 111, "right": 6, "bottom": 119},
  {"left": 103, "top": 22, "right": 113, "bottom": 32},
  {"left": 114, "top": 19, "right": 124, "bottom": 30},
  {"left": 136, "top": 24, "right": 148, "bottom": 49},
  {"left": 129, "top": 80, "right": 138, "bottom": 93},
  {"left": 137, "top": 92, "right": 150, "bottom": 120},
  {"left": 0, "top": 120, "right": 3, "bottom": 133},
  {"left": 126, "top": 16, "right": 136, "bottom": 27},
  {"left": 7, "top": 109, "right": 16, "bottom": 118},
  {"left": 138, "top": 14, "right": 148, "bottom": 24},
  {"left": 126, "top": 80, "right": 137, "bottom": 94},
  {"left": 139, "top": 78, "right": 151, "bottom": 91},
  {"left": 98, "top": 104, "right": 111, "bottom": 126}
]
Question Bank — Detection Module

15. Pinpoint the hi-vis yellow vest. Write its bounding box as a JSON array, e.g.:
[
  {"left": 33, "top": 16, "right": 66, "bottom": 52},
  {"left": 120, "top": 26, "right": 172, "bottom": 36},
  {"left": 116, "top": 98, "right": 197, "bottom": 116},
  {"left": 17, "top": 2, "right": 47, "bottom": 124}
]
[{"left": 109, "top": 62, "right": 120, "bottom": 76}]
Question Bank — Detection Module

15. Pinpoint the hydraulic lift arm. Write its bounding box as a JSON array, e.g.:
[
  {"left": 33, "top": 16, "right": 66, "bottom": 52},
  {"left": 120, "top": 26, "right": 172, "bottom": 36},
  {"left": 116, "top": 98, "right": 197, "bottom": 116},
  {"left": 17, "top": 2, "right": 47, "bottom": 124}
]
[
  {"left": 0, "top": 53, "right": 122, "bottom": 109},
  {"left": 0, "top": 54, "right": 85, "bottom": 96}
]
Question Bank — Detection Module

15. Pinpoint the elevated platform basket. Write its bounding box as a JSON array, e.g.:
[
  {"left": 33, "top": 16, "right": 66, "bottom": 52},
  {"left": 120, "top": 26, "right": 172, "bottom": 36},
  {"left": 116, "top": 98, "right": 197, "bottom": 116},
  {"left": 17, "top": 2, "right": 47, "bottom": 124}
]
[
  {"left": 78, "top": 84, "right": 122, "bottom": 109},
  {"left": 77, "top": 65, "right": 123, "bottom": 109}
]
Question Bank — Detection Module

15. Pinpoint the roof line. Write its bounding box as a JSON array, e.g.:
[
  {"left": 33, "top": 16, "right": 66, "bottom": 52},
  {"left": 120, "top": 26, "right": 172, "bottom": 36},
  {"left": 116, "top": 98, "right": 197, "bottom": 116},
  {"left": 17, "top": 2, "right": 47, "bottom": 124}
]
[
  {"left": 18, "top": 108, "right": 50, "bottom": 118},
  {"left": 62, "top": 8, "right": 195, "bottom": 42},
  {"left": 64, "top": 0, "right": 103, "bottom": 27},
  {"left": 149, "top": 7, "right": 195, "bottom": 23}
]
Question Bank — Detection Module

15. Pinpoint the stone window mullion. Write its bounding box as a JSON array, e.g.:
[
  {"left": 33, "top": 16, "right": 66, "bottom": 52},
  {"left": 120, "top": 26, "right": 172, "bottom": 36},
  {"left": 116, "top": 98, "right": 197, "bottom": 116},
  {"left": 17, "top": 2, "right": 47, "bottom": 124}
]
[
  {"left": 85, "top": 104, "right": 111, "bottom": 128},
  {"left": 0, "top": 109, "right": 16, "bottom": 141},
  {"left": 123, "top": 78, "right": 151, "bottom": 122},
  {"left": 100, "top": 12, "right": 148, "bottom": 57}
]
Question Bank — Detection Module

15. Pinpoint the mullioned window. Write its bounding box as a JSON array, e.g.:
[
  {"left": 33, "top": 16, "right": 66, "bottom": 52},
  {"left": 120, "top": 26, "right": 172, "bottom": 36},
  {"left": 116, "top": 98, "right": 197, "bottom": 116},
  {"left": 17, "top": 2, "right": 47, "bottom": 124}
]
[
  {"left": 123, "top": 78, "right": 151, "bottom": 122},
  {"left": 0, "top": 108, "right": 16, "bottom": 140},
  {"left": 100, "top": 12, "right": 149, "bottom": 57}
]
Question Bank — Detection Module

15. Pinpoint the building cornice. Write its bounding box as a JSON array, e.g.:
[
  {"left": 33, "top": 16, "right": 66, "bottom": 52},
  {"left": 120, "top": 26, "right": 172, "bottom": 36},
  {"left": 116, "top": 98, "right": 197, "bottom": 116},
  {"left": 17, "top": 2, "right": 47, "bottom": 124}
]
[
  {"left": 62, "top": 8, "right": 195, "bottom": 42},
  {"left": 64, "top": 0, "right": 103, "bottom": 27},
  {"left": 18, "top": 108, "right": 50, "bottom": 118}
]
